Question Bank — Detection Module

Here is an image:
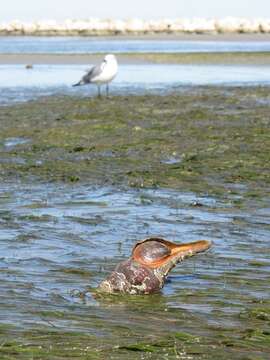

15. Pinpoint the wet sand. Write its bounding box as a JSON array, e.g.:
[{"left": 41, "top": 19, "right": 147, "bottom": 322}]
[
  {"left": 3, "top": 33, "right": 270, "bottom": 40},
  {"left": 75, "top": 33, "right": 270, "bottom": 41}
]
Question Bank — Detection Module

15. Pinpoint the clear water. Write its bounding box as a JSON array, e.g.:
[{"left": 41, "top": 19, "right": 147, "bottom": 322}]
[
  {"left": 1, "top": 36, "right": 270, "bottom": 54},
  {"left": 1, "top": 63, "right": 270, "bottom": 105}
]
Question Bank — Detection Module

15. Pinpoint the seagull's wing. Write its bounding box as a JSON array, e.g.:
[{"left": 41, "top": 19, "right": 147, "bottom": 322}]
[
  {"left": 83, "top": 63, "right": 104, "bottom": 83},
  {"left": 73, "top": 62, "right": 105, "bottom": 86}
]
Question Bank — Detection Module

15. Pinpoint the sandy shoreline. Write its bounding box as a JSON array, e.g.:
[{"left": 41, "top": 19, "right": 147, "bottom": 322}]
[{"left": 1, "top": 52, "right": 270, "bottom": 65}]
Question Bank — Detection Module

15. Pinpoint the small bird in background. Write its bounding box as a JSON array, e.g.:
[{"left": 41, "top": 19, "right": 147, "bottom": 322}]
[{"left": 73, "top": 54, "right": 118, "bottom": 97}]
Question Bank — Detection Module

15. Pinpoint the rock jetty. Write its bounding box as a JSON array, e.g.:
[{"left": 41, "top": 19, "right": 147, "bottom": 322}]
[{"left": 1, "top": 17, "right": 270, "bottom": 36}]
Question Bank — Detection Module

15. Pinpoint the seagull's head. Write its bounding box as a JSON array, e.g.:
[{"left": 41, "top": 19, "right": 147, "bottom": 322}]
[{"left": 104, "top": 54, "right": 117, "bottom": 64}]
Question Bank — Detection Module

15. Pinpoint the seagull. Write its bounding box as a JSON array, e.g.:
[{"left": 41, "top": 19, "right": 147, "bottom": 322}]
[{"left": 73, "top": 54, "right": 118, "bottom": 97}]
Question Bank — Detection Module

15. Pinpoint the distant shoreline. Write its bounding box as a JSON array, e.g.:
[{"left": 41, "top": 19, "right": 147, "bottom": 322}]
[
  {"left": 1, "top": 52, "right": 270, "bottom": 65},
  {"left": 1, "top": 17, "right": 270, "bottom": 36}
]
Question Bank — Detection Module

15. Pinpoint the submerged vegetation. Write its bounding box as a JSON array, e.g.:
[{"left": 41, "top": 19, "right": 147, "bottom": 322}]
[{"left": 1, "top": 299, "right": 270, "bottom": 359}]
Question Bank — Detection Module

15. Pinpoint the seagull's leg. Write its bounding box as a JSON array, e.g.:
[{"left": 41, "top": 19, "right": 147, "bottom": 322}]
[
  {"left": 106, "top": 83, "right": 109, "bottom": 97},
  {"left": 97, "top": 85, "right": 101, "bottom": 98}
]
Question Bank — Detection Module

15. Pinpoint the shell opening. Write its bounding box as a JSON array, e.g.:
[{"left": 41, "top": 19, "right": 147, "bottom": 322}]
[{"left": 132, "top": 239, "right": 171, "bottom": 267}]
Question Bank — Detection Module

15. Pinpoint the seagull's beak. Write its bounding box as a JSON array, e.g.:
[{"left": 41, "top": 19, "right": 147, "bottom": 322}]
[{"left": 72, "top": 79, "right": 84, "bottom": 87}]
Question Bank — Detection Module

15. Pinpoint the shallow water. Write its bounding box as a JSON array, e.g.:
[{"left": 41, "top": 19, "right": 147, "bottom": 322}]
[
  {"left": 0, "top": 182, "right": 269, "bottom": 358},
  {"left": 1, "top": 36, "right": 270, "bottom": 54},
  {"left": 1, "top": 63, "right": 270, "bottom": 105}
]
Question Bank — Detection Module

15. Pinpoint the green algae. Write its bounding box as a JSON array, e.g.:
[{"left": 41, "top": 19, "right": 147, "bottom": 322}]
[
  {"left": 241, "top": 306, "right": 270, "bottom": 322},
  {"left": 1, "top": 86, "right": 269, "bottom": 208}
]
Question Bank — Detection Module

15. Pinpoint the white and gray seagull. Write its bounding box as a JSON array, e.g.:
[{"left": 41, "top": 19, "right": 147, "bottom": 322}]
[{"left": 73, "top": 54, "right": 118, "bottom": 97}]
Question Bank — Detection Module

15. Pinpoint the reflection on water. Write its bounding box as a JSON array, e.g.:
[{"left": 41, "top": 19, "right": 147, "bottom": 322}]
[
  {"left": 1, "top": 36, "right": 270, "bottom": 54},
  {"left": 1, "top": 63, "right": 270, "bottom": 105}
]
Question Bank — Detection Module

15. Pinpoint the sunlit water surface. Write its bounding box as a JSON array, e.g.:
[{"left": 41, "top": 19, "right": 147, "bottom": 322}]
[
  {"left": 1, "top": 64, "right": 270, "bottom": 105},
  {"left": 0, "top": 182, "right": 269, "bottom": 337},
  {"left": 1, "top": 36, "right": 270, "bottom": 54}
]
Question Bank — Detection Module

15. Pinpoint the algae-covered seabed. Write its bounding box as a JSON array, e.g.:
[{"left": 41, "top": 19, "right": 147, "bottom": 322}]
[
  {"left": 0, "top": 86, "right": 269, "bottom": 197},
  {"left": 0, "top": 85, "right": 270, "bottom": 359}
]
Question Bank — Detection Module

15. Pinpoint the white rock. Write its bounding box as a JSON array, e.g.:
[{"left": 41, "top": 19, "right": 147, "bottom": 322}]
[
  {"left": 238, "top": 18, "right": 261, "bottom": 33},
  {"left": 125, "top": 18, "right": 146, "bottom": 32},
  {"left": 216, "top": 17, "right": 240, "bottom": 33},
  {"left": 259, "top": 18, "right": 270, "bottom": 32},
  {"left": 1, "top": 17, "right": 270, "bottom": 35}
]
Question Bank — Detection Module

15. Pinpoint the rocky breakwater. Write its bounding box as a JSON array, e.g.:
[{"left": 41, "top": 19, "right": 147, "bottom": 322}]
[{"left": 1, "top": 17, "right": 270, "bottom": 35}]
